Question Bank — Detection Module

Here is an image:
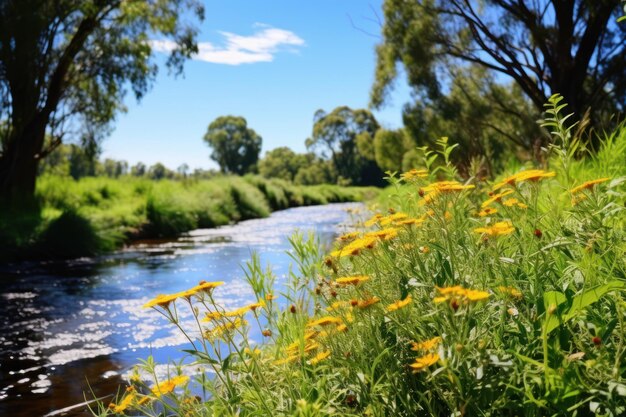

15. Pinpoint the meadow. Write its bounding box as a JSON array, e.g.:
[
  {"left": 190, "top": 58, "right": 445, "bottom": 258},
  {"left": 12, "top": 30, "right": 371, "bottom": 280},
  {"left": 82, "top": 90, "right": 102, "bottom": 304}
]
[
  {"left": 97, "top": 106, "right": 626, "bottom": 416},
  {"left": 1, "top": 175, "right": 374, "bottom": 261}
]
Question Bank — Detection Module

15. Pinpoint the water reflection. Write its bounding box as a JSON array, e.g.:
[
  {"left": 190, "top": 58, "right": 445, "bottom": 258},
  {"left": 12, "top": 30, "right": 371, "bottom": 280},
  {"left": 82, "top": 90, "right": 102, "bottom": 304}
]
[{"left": 0, "top": 203, "right": 362, "bottom": 416}]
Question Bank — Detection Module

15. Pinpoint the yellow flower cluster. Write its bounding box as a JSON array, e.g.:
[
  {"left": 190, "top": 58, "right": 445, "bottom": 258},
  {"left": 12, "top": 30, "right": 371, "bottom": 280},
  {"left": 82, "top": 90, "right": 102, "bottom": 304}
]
[
  {"left": 330, "top": 236, "right": 377, "bottom": 258},
  {"left": 143, "top": 281, "right": 224, "bottom": 309},
  {"left": 433, "top": 286, "right": 490, "bottom": 305},
  {"left": 474, "top": 221, "right": 515, "bottom": 236},
  {"left": 151, "top": 375, "right": 189, "bottom": 397},
  {"left": 492, "top": 169, "right": 555, "bottom": 191},
  {"left": 570, "top": 177, "right": 610, "bottom": 194},
  {"left": 409, "top": 353, "right": 440, "bottom": 373},
  {"left": 109, "top": 375, "right": 189, "bottom": 413},
  {"left": 335, "top": 275, "right": 370, "bottom": 286},
  {"left": 387, "top": 295, "right": 412, "bottom": 312},
  {"left": 497, "top": 286, "right": 523, "bottom": 299},
  {"left": 410, "top": 336, "right": 442, "bottom": 352},
  {"left": 400, "top": 168, "right": 429, "bottom": 181},
  {"left": 418, "top": 181, "right": 475, "bottom": 206}
]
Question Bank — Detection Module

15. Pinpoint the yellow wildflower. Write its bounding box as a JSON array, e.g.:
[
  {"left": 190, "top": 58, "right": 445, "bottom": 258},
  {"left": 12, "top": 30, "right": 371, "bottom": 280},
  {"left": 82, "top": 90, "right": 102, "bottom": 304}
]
[
  {"left": 335, "top": 275, "right": 370, "bottom": 286},
  {"left": 337, "top": 231, "right": 359, "bottom": 242},
  {"left": 478, "top": 207, "right": 498, "bottom": 217},
  {"left": 336, "top": 323, "right": 348, "bottom": 332},
  {"left": 474, "top": 221, "right": 515, "bottom": 236},
  {"left": 421, "top": 180, "right": 475, "bottom": 193},
  {"left": 357, "top": 296, "right": 380, "bottom": 309},
  {"left": 151, "top": 375, "right": 189, "bottom": 397},
  {"left": 111, "top": 392, "right": 136, "bottom": 413},
  {"left": 481, "top": 189, "right": 514, "bottom": 208},
  {"left": 364, "top": 213, "right": 383, "bottom": 227},
  {"left": 307, "top": 316, "right": 343, "bottom": 328},
  {"left": 265, "top": 293, "right": 278, "bottom": 301},
  {"left": 182, "top": 281, "right": 224, "bottom": 297},
  {"left": 571, "top": 177, "right": 610, "bottom": 194},
  {"left": 246, "top": 301, "right": 265, "bottom": 312},
  {"left": 396, "top": 217, "right": 425, "bottom": 226},
  {"left": 380, "top": 212, "right": 409, "bottom": 226},
  {"left": 498, "top": 286, "right": 523, "bottom": 299},
  {"left": 201, "top": 311, "right": 223, "bottom": 322},
  {"left": 365, "top": 228, "right": 399, "bottom": 241},
  {"left": 326, "top": 301, "right": 349, "bottom": 312},
  {"left": 331, "top": 236, "right": 377, "bottom": 257},
  {"left": 411, "top": 336, "right": 442, "bottom": 352},
  {"left": 143, "top": 293, "right": 179, "bottom": 309},
  {"left": 409, "top": 353, "right": 440, "bottom": 372},
  {"left": 434, "top": 286, "right": 490, "bottom": 305},
  {"left": 244, "top": 347, "right": 261, "bottom": 356},
  {"left": 224, "top": 305, "right": 251, "bottom": 317},
  {"left": 492, "top": 169, "right": 555, "bottom": 191},
  {"left": 309, "top": 350, "right": 331, "bottom": 365},
  {"left": 400, "top": 168, "right": 429, "bottom": 181},
  {"left": 387, "top": 295, "right": 412, "bottom": 312}
]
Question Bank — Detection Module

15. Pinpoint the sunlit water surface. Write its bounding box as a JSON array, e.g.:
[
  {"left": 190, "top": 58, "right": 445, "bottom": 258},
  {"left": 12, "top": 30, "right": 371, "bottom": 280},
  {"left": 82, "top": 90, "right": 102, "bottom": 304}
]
[{"left": 0, "top": 203, "right": 362, "bottom": 416}]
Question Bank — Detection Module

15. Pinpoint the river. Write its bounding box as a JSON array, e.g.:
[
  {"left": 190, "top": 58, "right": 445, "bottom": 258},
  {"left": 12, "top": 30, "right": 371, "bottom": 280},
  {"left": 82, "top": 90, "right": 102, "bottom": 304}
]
[{"left": 0, "top": 203, "right": 361, "bottom": 417}]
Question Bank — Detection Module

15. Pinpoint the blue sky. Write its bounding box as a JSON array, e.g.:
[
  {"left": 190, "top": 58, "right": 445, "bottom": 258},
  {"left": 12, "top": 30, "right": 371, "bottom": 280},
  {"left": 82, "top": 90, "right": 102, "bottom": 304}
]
[{"left": 102, "top": 0, "right": 411, "bottom": 170}]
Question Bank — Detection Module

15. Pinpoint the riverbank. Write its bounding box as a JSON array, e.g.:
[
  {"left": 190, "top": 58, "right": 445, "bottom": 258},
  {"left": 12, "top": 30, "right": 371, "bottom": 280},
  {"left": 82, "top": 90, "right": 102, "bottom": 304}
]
[{"left": 1, "top": 175, "right": 377, "bottom": 262}]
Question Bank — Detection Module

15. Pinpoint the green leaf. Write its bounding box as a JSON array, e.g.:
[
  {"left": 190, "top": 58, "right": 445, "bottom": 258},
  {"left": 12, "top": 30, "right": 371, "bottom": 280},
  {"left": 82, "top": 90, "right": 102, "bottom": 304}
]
[
  {"left": 563, "top": 281, "right": 625, "bottom": 322},
  {"left": 544, "top": 281, "right": 625, "bottom": 334},
  {"left": 182, "top": 349, "right": 219, "bottom": 365}
]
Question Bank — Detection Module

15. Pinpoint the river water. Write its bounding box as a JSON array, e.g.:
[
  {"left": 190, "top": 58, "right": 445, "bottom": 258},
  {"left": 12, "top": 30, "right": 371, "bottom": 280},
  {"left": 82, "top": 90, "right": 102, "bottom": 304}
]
[{"left": 0, "top": 203, "right": 361, "bottom": 417}]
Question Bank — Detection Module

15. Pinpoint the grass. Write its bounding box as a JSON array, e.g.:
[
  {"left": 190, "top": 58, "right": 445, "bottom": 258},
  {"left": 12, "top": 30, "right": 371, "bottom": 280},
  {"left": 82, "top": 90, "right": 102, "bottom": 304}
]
[
  {"left": 0, "top": 175, "right": 376, "bottom": 261},
  {"left": 98, "top": 121, "right": 626, "bottom": 416}
]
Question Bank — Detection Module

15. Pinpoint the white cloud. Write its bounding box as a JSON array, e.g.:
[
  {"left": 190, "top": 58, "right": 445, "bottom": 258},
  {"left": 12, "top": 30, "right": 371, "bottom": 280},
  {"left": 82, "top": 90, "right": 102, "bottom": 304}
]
[{"left": 150, "top": 26, "right": 305, "bottom": 65}]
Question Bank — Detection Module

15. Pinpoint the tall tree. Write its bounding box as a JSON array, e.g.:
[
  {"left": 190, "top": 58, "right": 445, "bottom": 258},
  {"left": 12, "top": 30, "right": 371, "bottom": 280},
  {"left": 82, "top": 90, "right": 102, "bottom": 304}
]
[
  {"left": 372, "top": 0, "right": 625, "bottom": 124},
  {"left": 306, "top": 106, "right": 384, "bottom": 186},
  {"left": 203, "top": 116, "right": 262, "bottom": 175},
  {"left": 0, "top": 0, "right": 203, "bottom": 208}
]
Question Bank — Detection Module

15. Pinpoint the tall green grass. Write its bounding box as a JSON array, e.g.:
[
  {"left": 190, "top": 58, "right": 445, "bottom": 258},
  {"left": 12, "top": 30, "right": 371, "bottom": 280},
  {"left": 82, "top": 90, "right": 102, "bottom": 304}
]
[{"left": 0, "top": 175, "right": 375, "bottom": 261}]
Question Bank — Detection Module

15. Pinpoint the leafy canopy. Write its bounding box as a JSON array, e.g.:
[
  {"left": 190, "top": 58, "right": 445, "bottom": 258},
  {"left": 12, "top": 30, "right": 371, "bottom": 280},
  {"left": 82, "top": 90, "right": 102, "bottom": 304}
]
[
  {"left": 372, "top": 0, "right": 626, "bottom": 120},
  {"left": 203, "top": 116, "right": 262, "bottom": 175}
]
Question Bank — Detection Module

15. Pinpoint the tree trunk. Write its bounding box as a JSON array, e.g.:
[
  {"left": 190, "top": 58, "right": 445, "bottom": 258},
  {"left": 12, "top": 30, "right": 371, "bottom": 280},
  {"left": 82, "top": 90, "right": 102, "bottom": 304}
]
[{"left": 0, "top": 115, "right": 48, "bottom": 209}]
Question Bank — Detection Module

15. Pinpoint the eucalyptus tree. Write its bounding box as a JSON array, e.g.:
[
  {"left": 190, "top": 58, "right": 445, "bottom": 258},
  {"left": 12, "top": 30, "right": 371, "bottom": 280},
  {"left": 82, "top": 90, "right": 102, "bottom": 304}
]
[
  {"left": 203, "top": 116, "right": 262, "bottom": 175},
  {"left": 306, "top": 106, "right": 384, "bottom": 186},
  {"left": 372, "top": 1, "right": 625, "bottom": 126},
  {"left": 0, "top": 0, "right": 203, "bottom": 207}
]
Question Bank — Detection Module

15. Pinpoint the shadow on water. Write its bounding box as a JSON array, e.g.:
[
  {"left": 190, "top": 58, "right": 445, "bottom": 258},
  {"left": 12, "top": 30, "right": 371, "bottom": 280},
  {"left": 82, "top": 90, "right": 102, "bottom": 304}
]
[{"left": 0, "top": 203, "right": 364, "bottom": 416}]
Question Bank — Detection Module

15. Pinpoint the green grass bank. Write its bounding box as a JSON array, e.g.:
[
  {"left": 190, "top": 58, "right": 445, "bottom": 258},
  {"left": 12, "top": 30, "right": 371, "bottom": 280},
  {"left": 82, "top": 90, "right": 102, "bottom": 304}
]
[{"left": 1, "top": 175, "right": 377, "bottom": 261}]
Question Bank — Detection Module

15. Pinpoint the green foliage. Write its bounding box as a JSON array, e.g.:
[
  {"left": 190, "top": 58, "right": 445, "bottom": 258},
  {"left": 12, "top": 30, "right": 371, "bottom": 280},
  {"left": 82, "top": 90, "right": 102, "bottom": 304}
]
[
  {"left": 372, "top": 0, "right": 625, "bottom": 122},
  {"left": 258, "top": 147, "right": 315, "bottom": 182},
  {"left": 373, "top": 129, "right": 411, "bottom": 173},
  {"left": 203, "top": 116, "right": 263, "bottom": 175},
  {"left": 307, "top": 106, "right": 384, "bottom": 186},
  {"left": 1, "top": 175, "right": 372, "bottom": 260}
]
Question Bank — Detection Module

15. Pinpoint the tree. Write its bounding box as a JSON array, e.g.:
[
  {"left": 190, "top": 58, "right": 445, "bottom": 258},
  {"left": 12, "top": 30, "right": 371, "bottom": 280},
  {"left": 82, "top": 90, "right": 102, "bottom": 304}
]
[
  {"left": 258, "top": 147, "right": 309, "bottom": 182},
  {"left": 306, "top": 106, "right": 384, "bottom": 186},
  {"left": 372, "top": 1, "right": 625, "bottom": 126},
  {"left": 374, "top": 129, "right": 412, "bottom": 173},
  {"left": 148, "top": 162, "right": 173, "bottom": 180},
  {"left": 130, "top": 162, "right": 146, "bottom": 177},
  {"left": 0, "top": 1, "right": 203, "bottom": 208},
  {"left": 402, "top": 66, "right": 542, "bottom": 174},
  {"left": 203, "top": 116, "right": 262, "bottom": 175}
]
